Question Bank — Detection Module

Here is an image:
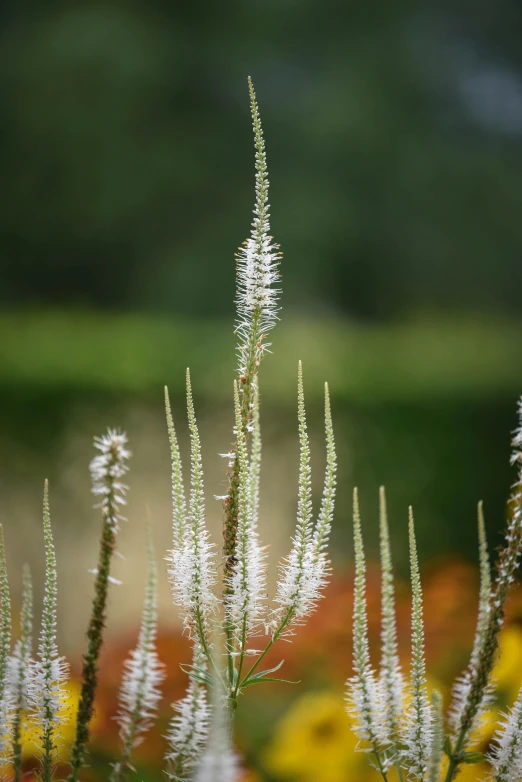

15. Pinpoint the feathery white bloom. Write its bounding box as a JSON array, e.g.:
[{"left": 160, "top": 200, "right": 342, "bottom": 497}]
[
  {"left": 248, "top": 388, "right": 262, "bottom": 532},
  {"left": 0, "top": 524, "right": 13, "bottom": 763},
  {"left": 495, "top": 396, "right": 522, "bottom": 604},
  {"left": 449, "top": 501, "right": 492, "bottom": 738},
  {"left": 28, "top": 482, "right": 69, "bottom": 774},
  {"left": 378, "top": 486, "right": 405, "bottom": 742},
  {"left": 401, "top": 509, "right": 433, "bottom": 780},
  {"left": 113, "top": 529, "right": 165, "bottom": 779},
  {"left": 448, "top": 398, "right": 522, "bottom": 755},
  {"left": 90, "top": 429, "right": 131, "bottom": 532},
  {"left": 427, "top": 690, "right": 444, "bottom": 782},
  {"left": 235, "top": 77, "right": 281, "bottom": 402},
  {"left": 271, "top": 363, "right": 315, "bottom": 634},
  {"left": 166, "top": 649, "right": 211, "bottom": 779},
  {"left": 167, "top": 370, "right": 217, "bottom": 647},
  {"left": 165, "top": 387, "right": 187, "bottom": 551},
  {"left": 9, "top": 563, "right": 33, "bottom": 767},
  {"left": 489, "top": 686, "right": 522, "bottom": 781},
  {"left": 346, "top": 489, "right": 384, "bottom": 750},
  {"left": 310, "top": 382, "right": 336, "bottom": 580},
  {"left": 227, "top": 383, "right": 266, "bottom": 644},
  {"left": 271, "top": 369, "right": 336, "bottom": 637}
]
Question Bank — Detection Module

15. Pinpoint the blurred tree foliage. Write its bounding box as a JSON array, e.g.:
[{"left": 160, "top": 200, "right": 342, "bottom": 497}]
[{"left": 1, "top": 0, "right": 522, "bottom": 320}]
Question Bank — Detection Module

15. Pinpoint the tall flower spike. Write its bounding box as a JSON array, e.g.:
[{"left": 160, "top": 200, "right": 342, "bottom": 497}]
[
  {"left": 111, "top": 525, "right": 165, "bottom": 782},
  {"left": 346, "top": 489, "right": 383, "bottom": 754},
  {"left": 447, "top": 398, "right": 522, "bottom": 776},
  {"left": 165, "top": 386, "right": 187, "bottom": 551},
  {"left": 271, "top": 362, "right": 315, "bottom": 636},
  {"left": 378, "top": 486, "right": 404, "bottom": 744},
  {"left": 248, "top": 388, "right": 262, "bottom": 531},
  {"left": 0, "top": 524, "right": 12, "bottom": 765},
  {"left": 10, "top": 563, "right": 33, "bottom": 782},
  {"left": 227, "top": 382, "right": 266, "bottom": 644},
  {"left": 401, "top": 509, "right": 433, "bottom": 780},
  {"left": 29, "top": 481, "right": 69, "bottom": 782},
  {"left": 165, "top": 645, "right": 211, "bottom": 780},
  {"left": 311, "top": 382, "right": 336, "bottom": 571},
  {"left": 167, "top": 370, "right": 217, "bottom": 651},
  {"left": 235, "top": 76, "right": 281, "bottom": 420},
  {"left": 223, "top": 76, "right": 282, "bottom": 588},
  {"left": 449, "top": 501, "right": 492, "bottom": 737},
  {"left": 489, "top": 685, "right": 522, "bottom": 781},
  {"left": 90, "top": 429, "right": 131, "bottom": 533},
  {"left": 428, "top": 690, "right": 444, "bottom": 782},
  {"left": 68, "top": 430, "right": 131, "bottom": 782}
]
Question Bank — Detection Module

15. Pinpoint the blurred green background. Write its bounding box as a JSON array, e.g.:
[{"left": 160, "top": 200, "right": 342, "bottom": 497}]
[{"left": 1, "top": 0, "right": 522, "bottom": 652}]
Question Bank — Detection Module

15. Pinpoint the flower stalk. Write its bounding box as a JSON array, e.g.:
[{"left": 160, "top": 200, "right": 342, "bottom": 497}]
[
  {"left": 111, "top": 526, "right": 165, "bottom": 782},
  {"left": 10, "top": 563, "right": 33, "bottom": 782},
  {"left": 444, "top": 400, "right": 522, "bottom": 782},
  {"left": 68, "top": 431, "right": 130, "bottom": 782},
  {"left": 401, "top": 509, "right": 433, "bottom": 780},
  {"left": 0, "top": 524, "right": 12, "bottom": 767},
  {"left": 222, "top": 74, "right": 281, "bottom": 585},
  {"left": 29, "top": 481, "right": 69, "bottom": 782}
]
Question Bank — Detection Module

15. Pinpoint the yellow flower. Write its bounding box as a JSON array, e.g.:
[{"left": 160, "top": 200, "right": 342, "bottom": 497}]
[
  {"left": 263, "top": 691, "right": 380, "bottom": 782},
  {"left": 493, "top": 626, "right": 522, "bottom": 702}
]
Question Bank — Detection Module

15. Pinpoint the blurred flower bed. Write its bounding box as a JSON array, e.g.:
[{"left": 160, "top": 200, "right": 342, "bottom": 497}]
[{"left": 16, "top": 560, "right": 522, "bottom": 781}]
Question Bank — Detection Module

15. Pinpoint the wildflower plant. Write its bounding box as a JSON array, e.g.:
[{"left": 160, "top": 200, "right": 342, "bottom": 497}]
[
  {"left": 163, "top": 76, "right": 337, "bottom": 774},
  {"left": 28, "top": 482, "right": 69, "bottom": 782},
  {"left": 346, "top": 399, "right": 522, "bottom": 782},
  {"left": 0, "top": 77, "right": 336, "bottom": 782},
  {"left": 2, "top": 74, "right": 522, "bottom": 782},
  {"left": 10, "top": 564, "right": 33, "bottom": 782}
]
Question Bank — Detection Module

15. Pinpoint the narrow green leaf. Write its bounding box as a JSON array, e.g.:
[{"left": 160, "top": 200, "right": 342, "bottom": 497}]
[
  {"left": 243, "top": 659, "right": 285, "bottom": 684},
  {"left": 459, "top": 751, "right": 484, "bottom": 764}
]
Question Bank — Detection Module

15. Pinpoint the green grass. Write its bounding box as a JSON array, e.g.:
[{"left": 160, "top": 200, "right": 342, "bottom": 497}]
[{"left": 1, "top": 309, "right": 521, "bottom": 401}]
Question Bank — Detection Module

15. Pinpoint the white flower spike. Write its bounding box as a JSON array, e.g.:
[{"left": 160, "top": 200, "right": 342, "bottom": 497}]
[
  {"left": 90, "top": 429, "right": 131, "bottom": 533},
  {"left": 167, "top": 370, "right": 217, "bottom": 650},
  {"left": 346, "top": 489, "right": 383, "bottom": 751},
  {"left": 226, "top": 381, "right": 266, "bottom": 645},
  {"left": 400, "top": 509, "right": 433, "bottom": 780},
  {"left": 0, "top": 524, "right": 12, "bottom": 765},
  {"left": 165, "top": 648, "right": 211, "bottom": 780},
  {"left": 28, "top": 481, "right": 69, "bottom": 781},
  {"left": 112, "top": 526, "right": 165, "bottom": 782}
]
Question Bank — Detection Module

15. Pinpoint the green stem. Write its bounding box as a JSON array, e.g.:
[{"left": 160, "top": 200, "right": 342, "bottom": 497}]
[
  {"left": 373, "top": 751, "right": 389, "bottom": 782},
  {"left": 443, "top": 731, "right": 466, "bottom": 782},
  {"left": 225, "top": 621, "right": 236, "bottom": 688},
  {"left": 232, "top": 616, "right": 249, "bottom": 699},
  {"left": 239, "top": 637, "right": 274, "bottom": 688},
  {"left": 68, "top": 520, "right": 116, "bottom": 782},
  {"left": 194, "top": 609, "right": 226, "bottom": 691},
  {"left": 239, "top": 606, "right": 294, "bottom": 688}
]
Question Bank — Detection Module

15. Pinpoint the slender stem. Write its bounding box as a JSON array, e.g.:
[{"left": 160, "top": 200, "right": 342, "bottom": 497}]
[
  {"left": 68, "top": 520, "right": 116, "bottom": 782},
  {"left": 443, "top": 731, "right": 465, "bottom": 782},
  {"left": 68, "top": 434, "right": 129, "bottom": 782},
  {"left": 194, "top": 609, "right": 226, "bottom": 691},
  {"left": 373, "top": 751, "right": 389, "bottom": 782},
  {"left": 232, "top": 616, "right": 249, "bottom": 699},
  {"left": 239, "top": 637, "right": 274, "bottom": 688},
  {"left": 395, "top": 761, "right": 405, "bottom": 782},
  {"left": 225, "top": 623, "right": 236, "bottom": 688}
]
